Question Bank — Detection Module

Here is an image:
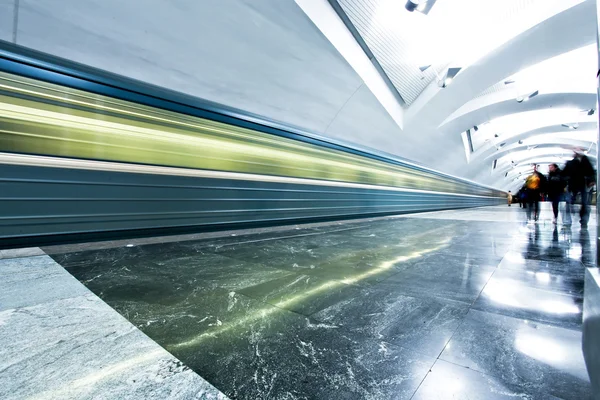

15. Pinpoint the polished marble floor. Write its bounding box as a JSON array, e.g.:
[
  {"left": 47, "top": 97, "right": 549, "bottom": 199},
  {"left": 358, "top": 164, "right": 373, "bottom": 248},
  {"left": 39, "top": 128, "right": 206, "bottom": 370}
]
[
  {"left": 48, "top": 204, "right": 596, "bottom": 399},
  {"left": 0, "top": 250, "right": 227, "bottom": 400}
]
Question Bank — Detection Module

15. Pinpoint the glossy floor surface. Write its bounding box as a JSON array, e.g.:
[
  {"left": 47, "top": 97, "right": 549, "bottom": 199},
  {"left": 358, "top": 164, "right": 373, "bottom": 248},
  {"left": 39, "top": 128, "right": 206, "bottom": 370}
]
[{"left": 49, "top": 204, "right": 596, "bottom": 399}]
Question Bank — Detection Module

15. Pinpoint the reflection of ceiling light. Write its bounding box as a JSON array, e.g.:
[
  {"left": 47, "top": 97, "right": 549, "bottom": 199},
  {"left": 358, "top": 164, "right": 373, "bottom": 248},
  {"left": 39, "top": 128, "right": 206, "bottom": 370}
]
[{"left": 515, "top": 334, "right": 567, "bottom": 363}]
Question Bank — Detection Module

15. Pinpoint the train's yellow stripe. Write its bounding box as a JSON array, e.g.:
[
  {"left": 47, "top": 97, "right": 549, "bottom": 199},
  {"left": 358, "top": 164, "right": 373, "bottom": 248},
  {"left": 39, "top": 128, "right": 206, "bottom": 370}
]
[{"left": 0, "top": 71, "right": 501, "bottom": 197}]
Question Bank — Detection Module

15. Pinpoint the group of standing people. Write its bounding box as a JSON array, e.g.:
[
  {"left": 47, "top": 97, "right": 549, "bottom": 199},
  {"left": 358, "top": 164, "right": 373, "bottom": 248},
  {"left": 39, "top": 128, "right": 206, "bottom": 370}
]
[{"left": 510, "top": 151, "right": 595, "bottom": 228}]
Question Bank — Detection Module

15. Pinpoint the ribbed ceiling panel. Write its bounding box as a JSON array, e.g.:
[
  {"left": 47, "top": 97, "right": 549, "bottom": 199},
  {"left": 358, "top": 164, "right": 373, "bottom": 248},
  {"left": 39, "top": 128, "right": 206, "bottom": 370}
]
[
  {"left": 335, "top": 0, "right": 582, "bottom": 106},
  {"left": 338, "top": 0, "right": 446, "bottom": 105}
]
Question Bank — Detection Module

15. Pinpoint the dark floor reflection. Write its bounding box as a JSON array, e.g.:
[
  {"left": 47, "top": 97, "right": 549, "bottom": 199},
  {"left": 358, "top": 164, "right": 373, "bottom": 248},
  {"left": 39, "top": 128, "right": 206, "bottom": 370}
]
[{"left": 52, "top": 204, "right": 594, "bottom": 399}]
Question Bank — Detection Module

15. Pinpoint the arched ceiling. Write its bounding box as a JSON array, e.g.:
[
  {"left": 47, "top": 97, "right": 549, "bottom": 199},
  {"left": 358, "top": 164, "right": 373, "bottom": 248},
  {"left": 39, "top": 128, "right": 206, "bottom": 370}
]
[{"left": 308, "top": 0, "right": 598, "bottom": 190}]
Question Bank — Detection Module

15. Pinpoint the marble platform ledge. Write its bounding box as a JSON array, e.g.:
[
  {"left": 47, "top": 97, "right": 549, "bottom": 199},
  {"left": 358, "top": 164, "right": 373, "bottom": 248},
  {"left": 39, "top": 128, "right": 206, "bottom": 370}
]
[
  {"left": 583, "top": 267, "right": 600, "bottom": 400},
  {"left": 0, "top": 252, "right": 228, "bottom": 400}
]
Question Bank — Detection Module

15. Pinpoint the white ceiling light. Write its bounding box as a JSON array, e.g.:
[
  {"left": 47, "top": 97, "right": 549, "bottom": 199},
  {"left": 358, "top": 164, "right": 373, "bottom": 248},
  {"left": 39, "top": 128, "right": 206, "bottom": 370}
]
[
  {"left": 561, "top": 123, "right": 579, "bottom": 129},
  {"left": 339, "top": 0, "right": 586, "bottom": 105},
  {"left": 517, "top": 90, "right": 539, "bottom": 103},
  {"left": 439, "top": 67, "right": 462, "bottom": 88}
]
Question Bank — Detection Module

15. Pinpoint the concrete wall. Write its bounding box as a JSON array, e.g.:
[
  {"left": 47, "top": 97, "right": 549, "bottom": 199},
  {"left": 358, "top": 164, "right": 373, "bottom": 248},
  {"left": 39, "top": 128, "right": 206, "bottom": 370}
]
[
  {"left": 0, "top": 0, "right": 14, "bottom": 42},
  {"left": 15, "top": 0, "right": 358, "bottom": 133},
  {"left": 6, "top": 1, "right": 427, "bottom": 165}
]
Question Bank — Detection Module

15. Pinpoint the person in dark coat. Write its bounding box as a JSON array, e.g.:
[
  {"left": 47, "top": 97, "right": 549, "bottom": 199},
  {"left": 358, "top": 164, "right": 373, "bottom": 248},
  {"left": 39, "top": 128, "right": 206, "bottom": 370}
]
[
  {"left": 517, "top": 186, "right": 527, "bottom": 208},
  {"left": 563, "top": 151, "right": 596, "bottom": 228},
  {"left": 546, "top": 163, "right": 565, "bottom": 224}
]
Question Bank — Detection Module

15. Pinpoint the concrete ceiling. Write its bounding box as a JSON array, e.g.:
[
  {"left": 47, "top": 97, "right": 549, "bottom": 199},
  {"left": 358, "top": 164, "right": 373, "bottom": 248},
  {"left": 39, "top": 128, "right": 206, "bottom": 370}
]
[
  {"left": 15, "top": 0, "right": 596, "bottom": 191},
  {"left": 311, "top": 0, "right": 598, "bottom": 190}
]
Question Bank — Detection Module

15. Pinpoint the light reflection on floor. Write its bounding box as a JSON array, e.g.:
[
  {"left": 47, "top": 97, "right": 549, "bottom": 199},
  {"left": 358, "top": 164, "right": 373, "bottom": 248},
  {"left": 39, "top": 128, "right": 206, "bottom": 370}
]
[{"left": 52, "top": 204, "right": 594, "bottom": 399}]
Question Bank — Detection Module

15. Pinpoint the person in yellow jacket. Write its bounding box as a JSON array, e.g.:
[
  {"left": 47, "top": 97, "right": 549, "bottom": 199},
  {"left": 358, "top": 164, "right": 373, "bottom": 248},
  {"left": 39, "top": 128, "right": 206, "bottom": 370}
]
[{"left": 524, "top": 165, "right": 547, "bottom": 222}]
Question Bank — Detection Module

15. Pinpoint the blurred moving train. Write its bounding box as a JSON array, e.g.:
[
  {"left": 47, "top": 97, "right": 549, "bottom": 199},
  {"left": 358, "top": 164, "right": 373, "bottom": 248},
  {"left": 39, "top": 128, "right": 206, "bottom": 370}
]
[{"left": 0, "top": 43, "right": 505, "bottom": 247}]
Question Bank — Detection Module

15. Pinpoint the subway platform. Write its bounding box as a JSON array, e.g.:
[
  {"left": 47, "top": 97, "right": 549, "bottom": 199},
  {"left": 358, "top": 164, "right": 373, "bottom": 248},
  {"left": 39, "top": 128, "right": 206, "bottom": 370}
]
[{"left": 0, "top": 204, "right": 595, "bottom": 399}]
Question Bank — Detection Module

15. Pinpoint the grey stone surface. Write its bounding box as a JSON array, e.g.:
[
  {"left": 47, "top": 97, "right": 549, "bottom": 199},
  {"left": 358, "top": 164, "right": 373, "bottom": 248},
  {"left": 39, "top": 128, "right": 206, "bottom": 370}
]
[
  {"left": 311, "top": 287, "right": 469, "bottom": 358},
  {"left": 440, "top": 309, "right": 591, "bottom": 400},
  {"left": 0, "top": 295, "right": 227, "bottom": 400},
  {"left": 380, "top": 262, "right": 496, "bottom": 304},
  {"left": 0, "top": 255, "right": 89, "bottom": 311},
  {"left": 473, "top": 270, "right": 583, "bottom": 330},
  {"left": 0, "top": 0, "right": 13, "bottom": 42},
  {"left": 44, "top": 205, "right": 594, "bottom": 399},
  {"left": 238, "top": 273, "right": 363, "bottom": 316},
  {"left": 0, "top": 254, "right": 228, "bottom": 399},
  {"left": 583, "top": 268, "right": 600, "bottom": 399},
  {"left": 0, "top": 247, "right": 45, "bottom": 259},
  {"left": 412, "top": 359, "right": 562, "bottom": 400}
]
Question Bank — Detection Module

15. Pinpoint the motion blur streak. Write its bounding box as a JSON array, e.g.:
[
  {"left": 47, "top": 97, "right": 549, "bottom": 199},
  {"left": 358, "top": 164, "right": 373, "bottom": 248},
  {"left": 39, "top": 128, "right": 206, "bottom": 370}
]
[
  {"left": 0, "top": 71, "right": 499, "bottom": 196},
  {"left": 0, "top": 69, "right": 504, "bottom": 246}
]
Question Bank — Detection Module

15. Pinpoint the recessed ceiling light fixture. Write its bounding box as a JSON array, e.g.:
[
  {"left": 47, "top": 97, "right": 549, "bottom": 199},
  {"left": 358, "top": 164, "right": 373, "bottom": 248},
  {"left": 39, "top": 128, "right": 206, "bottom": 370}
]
[
  {"left": 517, "top": 90, "right": 539, "bottom": 103},
  {"left": 561, "top": 123, "right": 579, "bottom": 130},
  {"left": 406, "top": 0, "right": 437, "bottom": 14},
  {"left": 439, "top": 67, "right": 462, "bottom": 88},
  {"left": 405, "top": 0, "right": 421, "bottom": 12}
]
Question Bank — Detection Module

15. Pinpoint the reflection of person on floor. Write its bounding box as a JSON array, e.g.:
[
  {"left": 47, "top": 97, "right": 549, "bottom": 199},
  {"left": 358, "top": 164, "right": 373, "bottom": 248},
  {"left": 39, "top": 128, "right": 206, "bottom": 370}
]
[
  {"left": 546, "top": 163, "right": 565, "bottom": 224},
  {"left": 524, "top": 165, "right": 546, "bottom": 222},
  {"left": 580, "top": 227, "right": 592, "bottom": 265},
  {"left": 563, "top": 150, "right": 595, "bottom": 228}
]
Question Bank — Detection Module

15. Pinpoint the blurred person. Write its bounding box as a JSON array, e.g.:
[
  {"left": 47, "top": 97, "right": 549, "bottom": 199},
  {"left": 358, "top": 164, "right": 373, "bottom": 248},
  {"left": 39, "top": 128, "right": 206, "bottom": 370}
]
[
  {"left": 546, "top": 163, "right": 565, "bottom": 224},
  {"left": 563, "top": 150, "right": 596, "bottom": 228},
  {"left": 507, "top": 191, "right": 513, "bottom": 206},
  {"left": 517, "top": 186, "right": 527, "bottom": 208},
  {"left": 524, "top": 165, "right": 546, "bottom": 222}
]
